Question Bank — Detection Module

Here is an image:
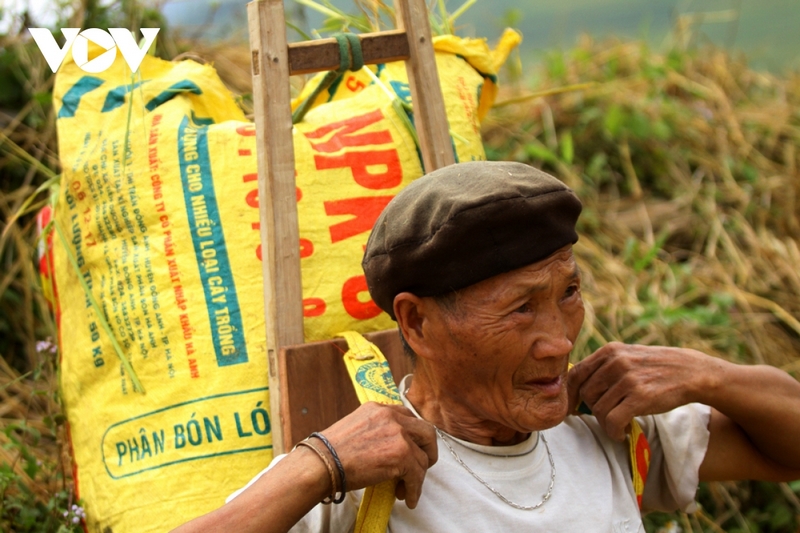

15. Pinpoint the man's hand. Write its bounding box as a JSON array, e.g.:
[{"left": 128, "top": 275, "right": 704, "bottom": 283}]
[
  {"left": 320, "top": 402, "right": 438, "bottom": 508},
  {"left": 568, "top": 341, "right": 800, "bottom": 482},
  {"left": 567, "top": 342, "right": 712, "bottom": 440}
]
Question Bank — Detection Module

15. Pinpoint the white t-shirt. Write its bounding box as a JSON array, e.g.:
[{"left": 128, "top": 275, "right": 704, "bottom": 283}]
[{"left": 229, "top": 377, "right": 711, "bottom": 532}]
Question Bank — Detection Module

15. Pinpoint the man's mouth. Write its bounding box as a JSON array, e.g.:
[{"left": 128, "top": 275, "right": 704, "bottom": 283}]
[{"left": 524, "top": 375, "right": 563, "bottom": 396}]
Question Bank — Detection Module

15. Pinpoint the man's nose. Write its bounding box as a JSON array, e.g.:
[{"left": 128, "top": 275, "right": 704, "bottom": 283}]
[{"left": 532, "top": 310, "right": 574, "bottom": 359}]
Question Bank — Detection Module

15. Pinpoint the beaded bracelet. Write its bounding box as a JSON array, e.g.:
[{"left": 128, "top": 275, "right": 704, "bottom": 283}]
[
  {"left": 309, "top": 432, "right": 347, "bottom": 504},
  {"left": 295, "top": 440, "right": 338, "bottom": 504}
]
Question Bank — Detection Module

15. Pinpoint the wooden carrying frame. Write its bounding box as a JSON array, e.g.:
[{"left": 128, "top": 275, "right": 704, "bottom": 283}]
[{"left": 247, "top": 0, "right": 454, "bottom": 454}]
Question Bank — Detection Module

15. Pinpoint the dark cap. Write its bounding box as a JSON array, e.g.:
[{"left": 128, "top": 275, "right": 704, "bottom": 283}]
[{"left": 362, "top": 161, "right": 582, "bottom": 319}]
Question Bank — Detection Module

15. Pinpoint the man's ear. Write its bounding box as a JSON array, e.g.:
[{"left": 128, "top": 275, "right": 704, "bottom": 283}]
[{"left": 394, "top": 292, "right": 436, "bottom": 360}]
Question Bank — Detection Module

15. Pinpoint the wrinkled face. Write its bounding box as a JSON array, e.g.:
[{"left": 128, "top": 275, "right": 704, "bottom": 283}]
[{"left": 423, "top": 246, "right": 584, "bottom": 437}]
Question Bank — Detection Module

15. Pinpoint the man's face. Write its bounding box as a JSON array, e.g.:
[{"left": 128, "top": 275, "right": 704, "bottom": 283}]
[{"left": 420, "top": 246, "right": 584, "bottom": 439}]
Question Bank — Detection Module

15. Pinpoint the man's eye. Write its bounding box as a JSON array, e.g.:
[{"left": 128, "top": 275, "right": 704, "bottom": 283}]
[
  {"left": 514, "top": 303, "right": 532, "bottom": 313},
  {"left": 564, "top": 285, "right": 579, "bottom": 298}
]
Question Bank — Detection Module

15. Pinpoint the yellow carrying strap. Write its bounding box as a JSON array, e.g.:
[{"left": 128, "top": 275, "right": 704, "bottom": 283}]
[
  {"left": 568, "top": 363, "right": 651, "bottom": 508},
  {"left": 340, "top": 331, "right": 402, "bottom": 533}
]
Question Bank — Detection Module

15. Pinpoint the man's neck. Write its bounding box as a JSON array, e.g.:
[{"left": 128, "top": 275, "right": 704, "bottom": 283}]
[{"left": 404, "top": 368, "right": 532, "bottom": 446}]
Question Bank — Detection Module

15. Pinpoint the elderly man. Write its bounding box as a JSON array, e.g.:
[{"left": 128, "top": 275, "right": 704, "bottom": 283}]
[{"left": 175, "top": 161, "right": 800, "bottom": 532}]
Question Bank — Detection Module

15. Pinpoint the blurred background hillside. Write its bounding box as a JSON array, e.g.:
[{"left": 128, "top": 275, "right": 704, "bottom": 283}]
[
  {"left": 0, "top": 0, "right": 798, "bottom": 531},
  {"left": 5, "top": 0, "right": 800, "bottom": 72},
  {"left": 155, "top": 0, "right": 800, "bottom": 72}
]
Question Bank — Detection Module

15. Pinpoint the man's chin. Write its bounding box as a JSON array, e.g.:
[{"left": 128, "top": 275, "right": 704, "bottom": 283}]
[{"left": 515, "top": 395, "right": 570, "bottom": 432}]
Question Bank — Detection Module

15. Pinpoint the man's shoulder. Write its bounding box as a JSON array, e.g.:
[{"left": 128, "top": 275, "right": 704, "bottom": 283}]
[
  {"left": 548, "top": 404, "right": 710, "bottom": 468},
  {"left": 550, "top": 413, "right": 608, "bottom": 442},
  {"left": 552, "top": 403, "right": 711, "bottom": 442},
  {"left": 546, "top": 414, "right": 631, "bottom": 472}
]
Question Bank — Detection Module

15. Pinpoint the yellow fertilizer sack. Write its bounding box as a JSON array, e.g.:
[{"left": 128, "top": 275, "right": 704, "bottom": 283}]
[{"left": 49, "top": 31, "right": 518, "bottom": 532}]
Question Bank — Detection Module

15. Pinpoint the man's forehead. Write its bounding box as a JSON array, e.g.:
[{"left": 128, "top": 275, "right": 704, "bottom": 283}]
[{"left": 520, "top": 247, "right": 578, "bottom": 275}]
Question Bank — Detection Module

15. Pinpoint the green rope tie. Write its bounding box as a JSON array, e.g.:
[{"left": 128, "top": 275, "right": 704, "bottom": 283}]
[{"left": 292, "top": 32, "right": 365, "bottom": 124}]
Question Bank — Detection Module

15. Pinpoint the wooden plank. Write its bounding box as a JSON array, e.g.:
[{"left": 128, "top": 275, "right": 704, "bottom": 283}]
[
  {"left": 394, "top": 0, "right": 455, "bottom": 171},
  {"left": 247, "top": 0, "right": 306, "bottom": 457},
  {"left": 288, "top": 30, "right": 410, "bottom": 75},
  {"left": 280, "top": 329, "right": 412, "bottom": 450}
]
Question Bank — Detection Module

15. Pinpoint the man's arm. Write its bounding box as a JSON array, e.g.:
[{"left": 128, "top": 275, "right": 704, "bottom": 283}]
[
  {"left": 698, "top": 362, "right": 800, "bottom": 480},
  {"left": 172, "top": 403, "right": 438, "bottom": 533},
  {"left": 568, "top": 342, "right": 800, "bottom": 481},
  {"left": 172, "top": 445, "right": 334, "bottom": 533}
]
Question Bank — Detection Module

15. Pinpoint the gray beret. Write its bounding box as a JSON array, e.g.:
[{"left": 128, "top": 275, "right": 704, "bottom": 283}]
[{"left": 362, "top": 161, "right": 582, "bottom": 319}]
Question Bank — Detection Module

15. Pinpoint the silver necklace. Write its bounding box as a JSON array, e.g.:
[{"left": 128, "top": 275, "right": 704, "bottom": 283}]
[{"left": 435, "top": 427, "right": 556, "bottom": 511}]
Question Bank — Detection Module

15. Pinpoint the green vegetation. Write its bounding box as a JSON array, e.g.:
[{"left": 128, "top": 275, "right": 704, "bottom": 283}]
[{"left": 0, "top": 0, "right": 798, "bottom": 530}]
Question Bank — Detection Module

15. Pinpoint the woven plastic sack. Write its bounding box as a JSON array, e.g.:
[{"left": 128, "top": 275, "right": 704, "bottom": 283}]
[{"left": 47, "top": 31, "right": 518, "bottom": 532}]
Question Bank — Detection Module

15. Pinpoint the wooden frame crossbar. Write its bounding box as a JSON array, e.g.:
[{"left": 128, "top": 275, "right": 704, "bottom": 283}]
[
  {"left": 287, "top": 29, "right": 409, "bottom": 75},
  {"left": 247, "top": 0, "right": 455, "bottom": 454}
]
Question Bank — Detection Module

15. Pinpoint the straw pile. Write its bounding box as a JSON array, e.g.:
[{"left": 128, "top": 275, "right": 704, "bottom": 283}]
[{"left": 0, "top": 17, "right": 798, "bottom": 532}]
